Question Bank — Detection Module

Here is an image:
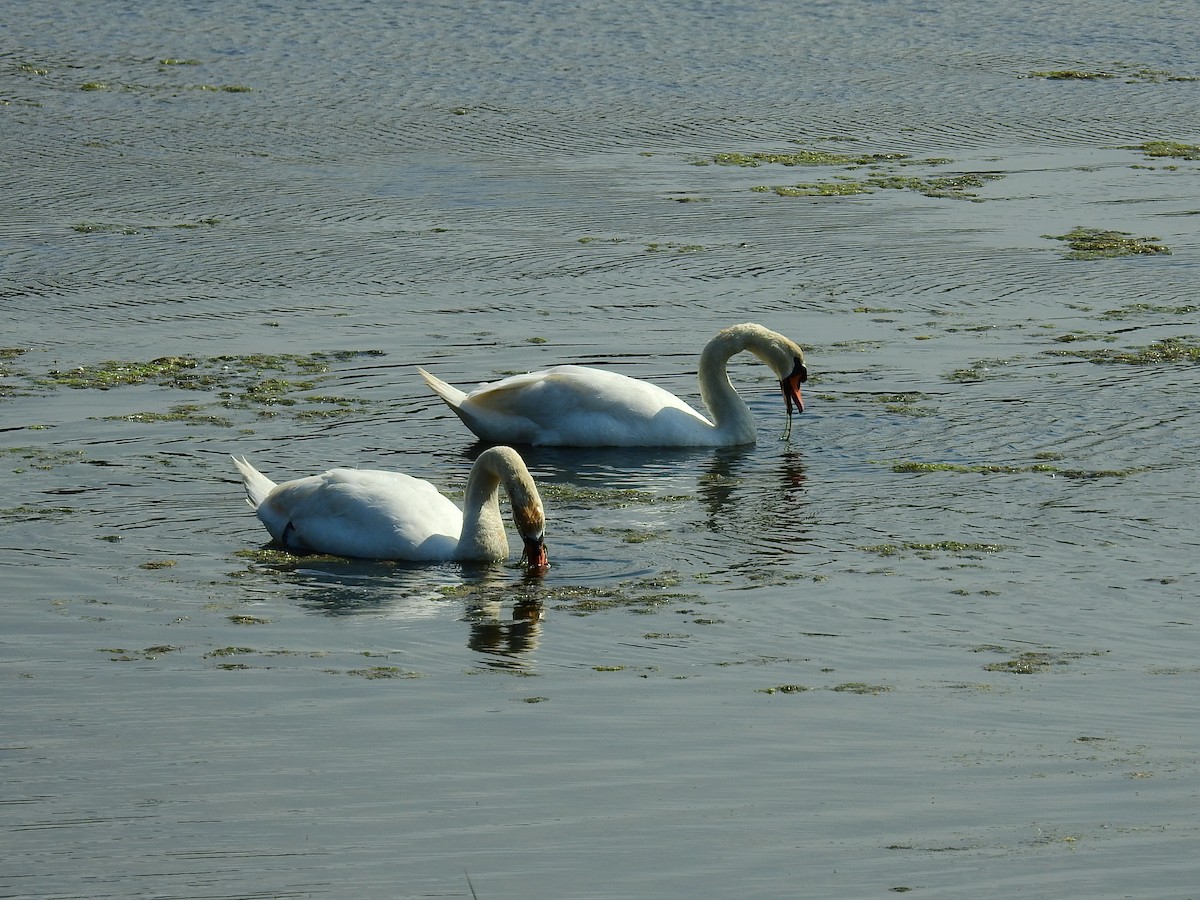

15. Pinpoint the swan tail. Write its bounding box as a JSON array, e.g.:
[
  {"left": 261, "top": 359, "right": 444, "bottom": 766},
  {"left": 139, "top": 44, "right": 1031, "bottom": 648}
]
[
  {"left": 231, "top": 456, "right": 277, "bottom": 509},
  {"left": 417, "top": 366, "right": 468, "bottom": 409},
  {"left": 418, "top": 367, "right": 535, "bottom": 442}
]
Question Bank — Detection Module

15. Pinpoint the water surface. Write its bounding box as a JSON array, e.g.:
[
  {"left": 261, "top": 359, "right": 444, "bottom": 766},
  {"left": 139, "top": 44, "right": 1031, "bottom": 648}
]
[{"left": 3, "top": 1, "right": 1198, "bottom": 897}]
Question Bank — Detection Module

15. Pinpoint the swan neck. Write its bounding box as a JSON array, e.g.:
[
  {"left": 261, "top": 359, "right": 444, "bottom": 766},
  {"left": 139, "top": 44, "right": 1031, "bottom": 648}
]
[
  {"left": 459, "top": 447, "right": 544, "bottom": 561},
  {"left": 459, "top": 467, "right": 506, "bottom": 560},
  {"left": 697, "top": 327, "right": 757, "bottom": 440}
]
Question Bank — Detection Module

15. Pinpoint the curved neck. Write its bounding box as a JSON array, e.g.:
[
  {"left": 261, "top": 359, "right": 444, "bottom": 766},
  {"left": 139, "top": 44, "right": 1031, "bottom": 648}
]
[
  {"left": 697, "top": 326, "right": 759, "bottom": 443},
  {"left": 457, "top": 447, "right": 543, "bottom": 561},
  {"left": 458, "top": 461, "right": 508, "bottom": 561}
]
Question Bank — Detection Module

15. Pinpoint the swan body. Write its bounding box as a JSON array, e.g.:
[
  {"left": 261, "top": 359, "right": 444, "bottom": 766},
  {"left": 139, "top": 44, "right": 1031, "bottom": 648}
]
[
  {"left": 419, "top": 323, "right": 807, "bottom": 447},
  {"left": 231, "top": 446, "right": 547, "bottom": 569}
]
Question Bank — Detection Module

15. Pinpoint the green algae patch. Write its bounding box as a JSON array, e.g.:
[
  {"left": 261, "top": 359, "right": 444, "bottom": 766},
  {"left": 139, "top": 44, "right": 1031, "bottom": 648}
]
[
  {"left": 1027, "top": 67, "right": 1197, "bottom": 83},
  {"left": 756, "top": 684, "right": 810, "bottom": 695},
  {"left": 1043, "top": 227, "right": 1170, "bottom": 259},
  {"left": 893, "top": 461, "right": 1028, "bottom": 475},
  {"left": 0, "top": 505, "right": 74, "bottom": 523},
  {"left": 590, "top": 527, "right": 660, "bottom": 544},
  {"left": 1051, "top": 336, "right": 1200, "bottom": 366},
  {"left": 831, "top": 682, "right": 893, "bottom": 695},
  {"left": 102, "top": 644, "right": 182, "bottom": 661},
  {"left": 1028, "top": 70, "right": 1118, "bottom": 80},
  {"left": 704, "top": 149, "right": 909, "bottom": 167},
  {"left": 1099, "top": 303, "right": 1200, "bottom": 320},
  {"left": 755, "top": 171, "right": 1000, "bottom": 201},
  {"left": 103, "top": 404, "right": 234, "bottom": 427},
  {"left": 695, "top": 147, "right": 1007, "bottom": 200},
  {"left": 645, "top": 241, "right": 705, "bottom": 253},
  {"left": 861, "top": 392, "right": 929, "bottom": 405},
  {"left": 435, "top": 571, "right": 695, "bottom": 619},
  {"left": 72, "top": 222, "right": 145, "bottom": 235},
  {"left": 976, "top": 646, "right": 1106, "bottom": 674},
  {"left": 546, "top": 574, "right": 698, "bottom": 617},
  {"left": 758, "top": 182, "right": 873, "bottom": 197},
  {"left": 205, "top": 646, "right": 257, "bottom": 658},
  {"left": 1054, "top": 467, "right": 1140, "bottom": 479},
  {"left": 861, "top": 541, "right": 1005, "bottom": 557},
  {"left": 983, "top": 652, "right": 1057, "bottom": 674},
  {"left": 240, "top": 377, "right": 306, "bottom": 405},
  {"left": 36, "top": 351, "right": 383, "bottom": 423},
  {"left": 72, "top": 218, "right": 221, "bottom": 235},
  {"left": 235, "top": 548, "right": 306, "bottom": 564},
  {"left": 943, "top": 357, "right": 1013, "bottom": 382},
  {"left": 138, "top": 559, "right": 177, "bottom": 570},
  {"left": 192, "top": 84, "right": 253, "bottom": 92},
  {"left": 577, "top": 236, "right": 627, "bottom": 245},
  {"left": 44, "top": 356, "right": 199, "bottom": 389},
  {"left": 1125, "top": 140, "right": 1200, "bottom": 160},
  {"left": 1052, "top": 331, "right": 1116, "bottom": 343},
  {"left": 42, "top": 352, "right": 318, "bottom": 389},
  {"left": 2, "top": 446, "right": 87, "bottom": 472},
  {"left": 883, "top": 401, "right": 936, "bottom": 417},
  {"left": 892, "top": 460, "right": 1134, "bottom": 479},
  {"left": 550, "top": 586, "right": 689, "bottom": 616},
  {"left": 870, "top": 171, "right": 1002, "bottom": 200},
  {"left": 233, "top": 547, "right": 354, "bottom": 572},
  {"left": 342, "top": 666, "right": 423, "bottom": 680},
  {"left": 228, "top": 614, "right": 270, "bottom": 625},
  {"left": 538, "top": 482, "right": 690, "bottom": 508}
]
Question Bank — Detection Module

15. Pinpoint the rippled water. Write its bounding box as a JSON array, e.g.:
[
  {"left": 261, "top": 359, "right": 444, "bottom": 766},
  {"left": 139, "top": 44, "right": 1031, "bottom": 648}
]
[{"left": 3, "top": 1, "right": 1199, "bottom": 897}]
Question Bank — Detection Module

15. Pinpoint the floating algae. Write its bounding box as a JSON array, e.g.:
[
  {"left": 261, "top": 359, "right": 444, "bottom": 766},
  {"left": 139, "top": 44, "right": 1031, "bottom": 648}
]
[
  {"left": 1050, "top": 336, "right": 1200, "bottom": 366},
  {"left": 1043, "top": 227, "right": 1170, "bottom": 260}
]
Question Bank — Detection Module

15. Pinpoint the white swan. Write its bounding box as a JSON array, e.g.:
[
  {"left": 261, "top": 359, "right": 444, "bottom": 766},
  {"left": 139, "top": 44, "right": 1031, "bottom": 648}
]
[
  {"left": 418, "top": 323, "right": 807, "bottom": 447},
  {"left": 231, "top": 446, "right": 547, "bottom": 569}
]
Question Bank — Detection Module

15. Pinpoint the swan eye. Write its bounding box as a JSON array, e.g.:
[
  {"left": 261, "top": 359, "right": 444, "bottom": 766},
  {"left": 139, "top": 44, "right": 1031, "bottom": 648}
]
[{"left": 790, "top": 358, "right": 808, "bottom": 383}]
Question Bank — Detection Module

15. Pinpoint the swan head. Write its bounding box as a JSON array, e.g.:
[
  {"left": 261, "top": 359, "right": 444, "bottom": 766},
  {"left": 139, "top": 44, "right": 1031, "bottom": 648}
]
[
  {"left": 513, "top": 501, "right": 548, "bottom": 572},
  {"left": 729, "top": 324, "right": 808, "bottom": 416},
  {"left": 781, "top": 355, "right": 807, "bottom": 416}
]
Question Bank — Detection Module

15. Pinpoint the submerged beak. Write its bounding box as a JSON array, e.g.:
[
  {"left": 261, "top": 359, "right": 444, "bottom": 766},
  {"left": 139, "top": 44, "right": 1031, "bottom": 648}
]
[
  {"left": 522, "top": 536, "right": 549, "bottom": 573},
  {"left": 781, "top": 358, "right": 808, "bottom": 417}
]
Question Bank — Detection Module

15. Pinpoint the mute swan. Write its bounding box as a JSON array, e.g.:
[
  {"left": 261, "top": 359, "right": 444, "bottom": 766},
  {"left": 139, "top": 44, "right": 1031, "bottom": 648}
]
[
  {"left": 231, "top": 446, "right": 548, "bottom": 570},
  {"left": 418, "top": 323, "right": 807, "bottom": 447}
]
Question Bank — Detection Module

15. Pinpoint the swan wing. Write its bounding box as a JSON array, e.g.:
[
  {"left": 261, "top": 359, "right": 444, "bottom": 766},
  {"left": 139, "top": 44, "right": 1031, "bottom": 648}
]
[
  {"left": 448, "top": 365, "right": 715, "bottom": 446},
  {"left": 261, "top": 468, "right": 463, "bottom": 560}
]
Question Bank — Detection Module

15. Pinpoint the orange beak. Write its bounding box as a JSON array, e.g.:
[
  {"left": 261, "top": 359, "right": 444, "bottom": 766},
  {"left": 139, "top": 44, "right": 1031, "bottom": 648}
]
[
  {"left": 523, "top": 536, "right": 549, "bottom": 573},
  {"left": 781, "top": 358, "right": 807, "bottom": 416}
]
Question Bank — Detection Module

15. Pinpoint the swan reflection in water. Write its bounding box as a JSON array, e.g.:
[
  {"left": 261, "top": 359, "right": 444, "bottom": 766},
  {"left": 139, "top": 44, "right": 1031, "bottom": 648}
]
[
  {"left": 696, "top": 446, "right": 808, "bottom": 529},
  {"left": 462, "top": 595, "right": 544, "bottom": 662},
  {"left": 238, "top": 554, "right": 547, "bottom": 661},
  {"left": 522, "top": 441, "right": 810, "bottom": 549}
]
